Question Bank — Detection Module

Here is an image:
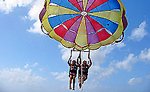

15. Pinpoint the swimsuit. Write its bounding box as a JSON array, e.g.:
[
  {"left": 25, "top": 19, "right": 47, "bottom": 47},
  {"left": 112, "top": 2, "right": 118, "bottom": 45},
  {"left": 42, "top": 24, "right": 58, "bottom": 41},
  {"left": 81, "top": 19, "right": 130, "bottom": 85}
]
[
  {"left": 69, "top": 64, "right": 77, "bottom": 76},
  {"left": 78, "top": 64, "right": 89, "bottom": 77}
]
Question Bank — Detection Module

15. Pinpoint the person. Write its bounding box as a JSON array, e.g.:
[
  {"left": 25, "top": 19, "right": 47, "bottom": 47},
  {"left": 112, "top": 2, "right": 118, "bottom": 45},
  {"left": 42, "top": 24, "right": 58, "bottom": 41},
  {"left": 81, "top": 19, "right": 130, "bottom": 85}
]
[
  {"left": 78, "top": 51, "right": 92, "bottom": 88},
  {"left": 68, "top": 50, "right": 79, "bottom": 90}
]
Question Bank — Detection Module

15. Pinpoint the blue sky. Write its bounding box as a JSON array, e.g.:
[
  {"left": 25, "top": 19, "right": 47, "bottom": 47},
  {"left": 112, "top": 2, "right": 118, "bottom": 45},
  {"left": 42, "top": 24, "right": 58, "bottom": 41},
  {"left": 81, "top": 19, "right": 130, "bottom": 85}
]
[{"left": 0, "top": 0, "right": 150, "bottom": 92}]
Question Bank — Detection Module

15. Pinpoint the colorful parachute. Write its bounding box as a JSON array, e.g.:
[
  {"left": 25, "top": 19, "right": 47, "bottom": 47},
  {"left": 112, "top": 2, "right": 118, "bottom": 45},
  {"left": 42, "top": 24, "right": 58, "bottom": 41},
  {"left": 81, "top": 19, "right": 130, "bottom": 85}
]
[{"left": 39, "top": 0, "right": 128, "bottom": 50}]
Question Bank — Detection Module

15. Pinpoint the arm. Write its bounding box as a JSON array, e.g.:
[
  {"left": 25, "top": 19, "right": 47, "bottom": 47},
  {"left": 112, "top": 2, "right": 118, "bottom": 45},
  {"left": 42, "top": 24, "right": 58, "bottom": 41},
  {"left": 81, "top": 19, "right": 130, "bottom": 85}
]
[
  {"left": 68, "top": 59, "right": 71, "bottom": 66},
  {"left": 68, "top": 50, "right": 73, "bottom": 66},
  {"left": 88, "top": 58, "right": 92, "bottom": 68},
  {"left": 88, "top": 50, "right": 92, "bottom": 68},
  {"left": 77, "top": 51, "right": 81, "bottom": 66}
]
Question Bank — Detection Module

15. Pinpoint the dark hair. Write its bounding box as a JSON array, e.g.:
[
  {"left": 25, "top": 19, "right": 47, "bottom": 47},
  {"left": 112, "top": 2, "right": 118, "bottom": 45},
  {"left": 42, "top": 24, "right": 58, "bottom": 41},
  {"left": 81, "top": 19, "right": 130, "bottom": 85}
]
[{"left": 72, "top": 60, "right": 76, "bottom": 62}]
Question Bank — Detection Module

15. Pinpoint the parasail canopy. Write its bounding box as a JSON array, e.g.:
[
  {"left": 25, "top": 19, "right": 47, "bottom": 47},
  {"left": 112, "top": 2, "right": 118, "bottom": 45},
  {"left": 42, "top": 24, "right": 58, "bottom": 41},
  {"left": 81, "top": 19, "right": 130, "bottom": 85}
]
[{"left": 39, "top": 0, "right": 128, "bottom": 50}]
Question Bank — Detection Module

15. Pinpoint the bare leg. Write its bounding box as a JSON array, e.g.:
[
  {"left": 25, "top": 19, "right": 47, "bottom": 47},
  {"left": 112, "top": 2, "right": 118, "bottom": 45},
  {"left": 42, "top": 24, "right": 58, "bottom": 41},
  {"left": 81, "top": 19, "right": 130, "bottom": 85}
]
[
  {"left": 83, "top": 75, "right": 87, "bottom": 81},
  {"left": 81, "top": 75, "right": 87, "bottom": 84},
  {"left": 81, "top": 76, "right": 84, "bottom": 84},
  {"left": 78, "top": 75, "right": 82, "bottom": 88},
  {"left": 73, "top": 76, "right": 75, "bottom": 90},
  {"left": 69, "top": 75, "right": 73, "bottom": 90}
]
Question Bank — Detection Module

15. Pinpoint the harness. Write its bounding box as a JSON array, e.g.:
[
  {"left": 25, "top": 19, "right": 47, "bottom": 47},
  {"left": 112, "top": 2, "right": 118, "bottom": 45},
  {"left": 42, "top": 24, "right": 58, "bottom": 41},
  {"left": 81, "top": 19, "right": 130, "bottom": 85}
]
[
  {"left": 69, "top": 64, "right": 77, "bottom": 75},
  {"left": 70, "top": 64, "right": 77, "bottom": 71},
  {"left": 79, "top": 64, "right": 89, "bottom": 76},
  {"left": 82, "top": 65, "right": 89, "bottom": 74}
]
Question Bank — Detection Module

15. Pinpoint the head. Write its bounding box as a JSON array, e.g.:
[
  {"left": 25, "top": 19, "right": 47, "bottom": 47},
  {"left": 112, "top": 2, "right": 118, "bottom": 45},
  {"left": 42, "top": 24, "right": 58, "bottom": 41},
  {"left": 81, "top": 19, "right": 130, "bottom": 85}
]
[
  {"left": 83, "top": 60, "right": 87, "bottom": 65},
  {"left": 72, "top": 60, "right": 76, "bottom": 65}
]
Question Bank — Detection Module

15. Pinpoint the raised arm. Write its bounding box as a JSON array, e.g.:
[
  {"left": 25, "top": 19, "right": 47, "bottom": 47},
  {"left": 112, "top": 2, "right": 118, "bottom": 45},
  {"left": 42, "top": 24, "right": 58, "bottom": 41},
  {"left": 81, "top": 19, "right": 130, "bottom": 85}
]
[
  {"left": 77, "top": 51, "right": 81, "bottom": 66},
  {"left": 68, "top": 50, "right": 72, "bottom": 65},
  {"left": 88, "top": 50, "right": 92, "bottom": 68}
]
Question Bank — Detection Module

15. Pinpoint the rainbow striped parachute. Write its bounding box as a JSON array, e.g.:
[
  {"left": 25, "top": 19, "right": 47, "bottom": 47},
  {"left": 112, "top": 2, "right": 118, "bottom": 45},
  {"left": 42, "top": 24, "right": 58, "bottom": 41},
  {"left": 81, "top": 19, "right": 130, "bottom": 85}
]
[{"left": 39, "top": 0, "right": 128, "bottom": 50}]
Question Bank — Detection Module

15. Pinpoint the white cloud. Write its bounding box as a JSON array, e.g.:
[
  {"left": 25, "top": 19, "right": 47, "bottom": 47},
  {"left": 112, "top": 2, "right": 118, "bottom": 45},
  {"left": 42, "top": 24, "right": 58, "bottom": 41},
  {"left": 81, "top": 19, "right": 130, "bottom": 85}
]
[
  {"left": 99, "top": 67, "right": 115, "bottom": 78},
  {"left": 139, "top": 48, "right": 150, "bottom": 62},
  {"left": 0, "top": 68, "right": 46, "bottom": 92},
  {"left": 90, "top": 66, "right": 115, "bottom": 81},
  {"left": 115, "top": 42, "right": 126, "bottom": 48},
  {"left": 114, "top": 48, "right": 150, "bottom": 72},
  {"left": 91, "top": 46, "right": 115, "bottom": 65},
  {"left": 27, "top": 20, "right": 43, "bottom": 34},
  {"left": 58, "top": 45, "right": 72, "bottom": 61},
  {"left": 24, "top": 64, "right": 29, "bottom": 69},
  {"left": 26, "top": 0, "right": 44, "bottom": 34},
  {"left": 129, "top": 21, "right": 147, "bottom": 41},
  {"left": 0, "top": 64, "right": 72, "bottom": 92},
  {"left": 0, "top": 0, "right": 33, "bottom": 13},
  {"left": 115, "top": 54, "right": 137, "bottom": 71},
  {"left": 27, "top": 0, "right": 43, "bottom": 20},
  {"left": 51, "top": 71, "right": 68, "bottom": 82},
  {"left": 0, "top": 0, "right": 44, "bottom": 34},
  {"left": 128, "top": 77, "right": 143, "bottom": 85},
  {"left": 32, "top": 62, "right": 39, "bottom": 67},
  {"left": 24, "top": 62, "right": 39, "bottom": 69}
]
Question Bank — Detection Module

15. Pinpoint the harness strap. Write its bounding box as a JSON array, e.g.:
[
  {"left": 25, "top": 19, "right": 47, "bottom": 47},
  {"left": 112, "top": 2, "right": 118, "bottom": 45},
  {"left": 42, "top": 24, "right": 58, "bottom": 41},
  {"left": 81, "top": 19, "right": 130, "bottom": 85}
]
[
  {"left": 115, "top": 32, "right": 124, "bottom": 43},
  {"left": 41, "top": 24, "right": 49, "bottom": 35}
]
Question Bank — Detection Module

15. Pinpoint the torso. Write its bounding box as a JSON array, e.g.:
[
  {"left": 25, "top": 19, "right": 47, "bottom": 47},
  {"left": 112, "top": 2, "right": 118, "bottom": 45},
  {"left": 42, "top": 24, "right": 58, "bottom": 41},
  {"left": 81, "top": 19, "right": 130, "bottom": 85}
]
[
  {"left": 79, "top": 64, "right": 89, "bottom": 75},
  {"left": 70, "top": 64, "right": 77, "bottom": 71}
]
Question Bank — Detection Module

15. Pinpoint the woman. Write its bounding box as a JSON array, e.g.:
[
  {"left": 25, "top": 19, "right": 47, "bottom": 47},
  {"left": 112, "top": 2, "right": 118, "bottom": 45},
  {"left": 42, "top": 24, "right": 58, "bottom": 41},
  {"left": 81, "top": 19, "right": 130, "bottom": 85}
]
[
  {"left": 78, "top": 51, "right": 92, "bottom": 88},
  {"left": 68, "top": 50, "right": 79, "bottom": 90}
]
